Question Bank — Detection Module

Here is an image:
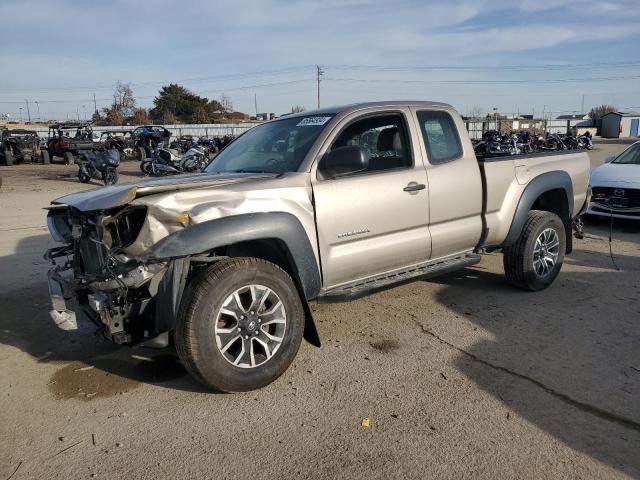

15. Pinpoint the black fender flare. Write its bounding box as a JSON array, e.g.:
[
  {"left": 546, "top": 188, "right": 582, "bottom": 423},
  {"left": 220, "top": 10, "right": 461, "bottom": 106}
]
[
  {"left": 502, "top": 171, "right": 573, "bottom": 249},
  {"left": 149, "top": 212, "right": 322, "bottom": 300}
]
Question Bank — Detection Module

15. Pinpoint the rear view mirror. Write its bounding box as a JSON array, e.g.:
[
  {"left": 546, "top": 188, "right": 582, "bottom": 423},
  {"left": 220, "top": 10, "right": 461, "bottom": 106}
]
[{"left": 319, "top": 146, "right": 368, "bottom": 179}]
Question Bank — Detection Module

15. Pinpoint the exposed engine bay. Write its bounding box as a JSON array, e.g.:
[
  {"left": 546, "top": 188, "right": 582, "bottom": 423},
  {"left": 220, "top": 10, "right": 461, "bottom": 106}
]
[{"left": 46, "top": 205, "right": 173, "bottom": 345}]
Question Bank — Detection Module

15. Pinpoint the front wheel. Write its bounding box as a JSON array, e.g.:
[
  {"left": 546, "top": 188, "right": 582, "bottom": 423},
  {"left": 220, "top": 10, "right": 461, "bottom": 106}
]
[
  {"left": 78, "top": 169, "right": 91, "bottom": 183},
  {"left": 102, "top": 168, "right": 119, "bottom": 185},
  {"left": 175, "top": 258, "right": 305, "bottom": 392},
  {"left": 63, "top": 151, "right": 74, "bottom": 165},
  {"left": 140, "top": 160, "right": 153, "bottom": 175},
  {"left": 41, "top": 150, "right": 50, "bottom": 165},
  {"left": 3, "top": 148, "right": 14, "bottom": 166},
  {"left": 503, "top": 210, "right": 566, "bottom": 291}
]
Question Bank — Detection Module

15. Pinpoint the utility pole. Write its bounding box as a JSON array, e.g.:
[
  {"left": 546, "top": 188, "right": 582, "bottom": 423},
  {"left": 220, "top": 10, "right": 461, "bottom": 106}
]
[
  {"left": 35, "top": 101, "right": 40, "bottom": 121},
  {"left": 93, "top": 92, "right": 97, "bottom": 114},
  {"left": 25, "top": 99, "right": 31, "bottom": 123},
  {"left": 316, "top": 65, "right": 324, "bottom": 109},
  {"left": 581, "top": 94, "right": 585, "bottom": 114},
  {"left": 254, "top": 93, "right": 258, "bottom": 117}
]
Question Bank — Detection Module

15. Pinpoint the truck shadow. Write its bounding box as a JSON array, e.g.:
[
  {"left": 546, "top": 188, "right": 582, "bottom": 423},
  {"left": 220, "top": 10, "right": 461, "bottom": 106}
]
[
  {"left": 0, "top": 234, "right": 208, "bottom": 399},
  {"left": 428, "top": 248, "right": 640, "bottom": 477}
]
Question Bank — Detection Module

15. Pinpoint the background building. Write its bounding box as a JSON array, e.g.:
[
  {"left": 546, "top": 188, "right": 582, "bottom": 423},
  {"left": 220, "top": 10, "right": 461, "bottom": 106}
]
[{"left": 600, "top": 111, "right": 640, "bottom": 138}]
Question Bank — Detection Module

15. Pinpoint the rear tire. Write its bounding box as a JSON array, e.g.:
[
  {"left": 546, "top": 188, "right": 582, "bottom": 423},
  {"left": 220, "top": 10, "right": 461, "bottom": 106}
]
[
  {"left": 503, "top": 210, "right": 566, "bottom": 291},
  {"left": 41, "top": 150, "right": 50, "bottom": 165},
  {"left": 175, "top": 257, "right": 305, "bottom": 393},
  {"left": 136, "top": 146, "right": 146, "bottom": 162},
  {"left": 63, "top": 151, "right": 74, "bottom": 165},
  {"left": 3, "top": 148, "right": 14, "bottom": 166}
]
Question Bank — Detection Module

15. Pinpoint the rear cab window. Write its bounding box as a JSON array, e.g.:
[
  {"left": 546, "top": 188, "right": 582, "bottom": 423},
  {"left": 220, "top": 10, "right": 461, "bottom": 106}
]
[{"left": 416, "top": 111, "right": 463, "bottom": 164}]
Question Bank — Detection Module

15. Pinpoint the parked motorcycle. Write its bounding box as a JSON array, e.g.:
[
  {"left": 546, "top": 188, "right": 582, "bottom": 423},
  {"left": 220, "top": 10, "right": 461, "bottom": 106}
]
[
  {"left": 76, "top": 149, "right": 120, "bottom": 185},
  {"left": 140, "top": 145, "right": 209, "bottom": 176},
  {"left": 577, "top": 134, "right": 593, "bottom": 150}
]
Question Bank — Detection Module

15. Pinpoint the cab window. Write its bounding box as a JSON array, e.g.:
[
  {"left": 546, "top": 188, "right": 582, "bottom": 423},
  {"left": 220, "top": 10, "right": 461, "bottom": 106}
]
[
  {"left": 417, "top": 111, "right": 462, "bottom": 164},
  {"left": 329, "top": 114, "right": 412, "bottom": 173}
]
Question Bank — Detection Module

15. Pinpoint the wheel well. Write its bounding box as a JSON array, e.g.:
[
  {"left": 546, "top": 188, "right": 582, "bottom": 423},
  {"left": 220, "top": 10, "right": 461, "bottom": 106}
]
[
  {"left": 531, "top": 188, "right": 569, "bottom": 221},
  {"left": 530, "top": 188, "right": 572, "bottom": 253},
  {"left": 213, "top": 239, "right": 321, "bottom": 347},
  {"left": 219, "top": 239, "right": 299, "bottom": 283}
]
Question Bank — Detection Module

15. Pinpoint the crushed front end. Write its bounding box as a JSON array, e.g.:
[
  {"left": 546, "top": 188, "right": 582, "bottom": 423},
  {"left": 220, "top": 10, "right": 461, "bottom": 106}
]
[{"left": 45, "top": 205, "right": 171, "bottom": 345}]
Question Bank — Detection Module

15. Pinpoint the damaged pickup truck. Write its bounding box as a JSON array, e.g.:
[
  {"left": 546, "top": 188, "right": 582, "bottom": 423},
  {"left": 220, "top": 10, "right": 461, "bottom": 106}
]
[{"left": 45, "top": 101, "right": 590, "bottom": 392}]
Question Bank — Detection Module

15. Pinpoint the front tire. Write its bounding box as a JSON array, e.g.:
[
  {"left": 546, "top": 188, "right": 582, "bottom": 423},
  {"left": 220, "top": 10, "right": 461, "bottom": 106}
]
[
  {"left": 503, "top": 210, "right": 566, "bottom": 291},
  {"left": 3, "top": 148, "right": 14, "bottom": 166},
  {"left": 175, "top": 258, "right": 305, "bottom": 392},
  {"left": 63, "top": 151, "right": 74, "bottom": 165},
  {"left": 41, "top": 150, "right": 50, "bottom": 165},
  {"left": 102, "top": 168, "right": 118, "bottom": 185}
]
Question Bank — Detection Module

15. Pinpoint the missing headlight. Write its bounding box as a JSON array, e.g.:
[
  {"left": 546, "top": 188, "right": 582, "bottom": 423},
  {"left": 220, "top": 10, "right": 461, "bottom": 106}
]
[{"left": 104, "top": 207, "right": 147, "bottom": 250}]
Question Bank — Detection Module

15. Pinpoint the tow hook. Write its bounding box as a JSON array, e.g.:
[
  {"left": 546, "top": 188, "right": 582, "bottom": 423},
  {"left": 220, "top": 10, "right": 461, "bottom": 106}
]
[{"left": 572, "top": 216, "right": 584, "bottom": 240}]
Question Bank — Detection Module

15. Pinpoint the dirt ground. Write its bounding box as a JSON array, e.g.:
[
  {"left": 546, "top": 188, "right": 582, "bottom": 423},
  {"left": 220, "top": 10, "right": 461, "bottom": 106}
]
[{"left": 1, "top": 141, "right": 639, "bottom": 479}]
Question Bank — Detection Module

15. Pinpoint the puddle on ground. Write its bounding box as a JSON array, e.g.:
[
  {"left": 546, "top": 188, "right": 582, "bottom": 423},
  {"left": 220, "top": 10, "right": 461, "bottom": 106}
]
[
  {"left": 370, "top": 339, "right": 400, "bottom": 353},
  {"left": 48, "top": 355, "right": 187, "bottom": 401}
]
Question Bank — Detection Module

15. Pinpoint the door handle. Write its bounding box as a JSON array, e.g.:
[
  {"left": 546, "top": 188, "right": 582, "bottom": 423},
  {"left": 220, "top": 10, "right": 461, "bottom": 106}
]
[{"left": 403, "top": 182, "right": 426, "bottom": 193}]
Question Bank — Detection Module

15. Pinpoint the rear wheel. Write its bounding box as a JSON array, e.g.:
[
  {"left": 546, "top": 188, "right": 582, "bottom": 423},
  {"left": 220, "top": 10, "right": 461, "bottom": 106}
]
[
  {"left": 63, "top": 151, "right": 74, "bottom": 165},
  {"left": 503, "top": 210, "right": 566, "bottom": 291},
  {"left": 3, "top": 148, "right": 14, "bottom": 166},
  {"left": 136, "top": 146, "right": 146, "bottom": 162},
  {"left": 175, "top": 258, "right": 305, "bottom": 392},
  {"left": 41, "top": 150, "right": 50, "bottom": 165}
]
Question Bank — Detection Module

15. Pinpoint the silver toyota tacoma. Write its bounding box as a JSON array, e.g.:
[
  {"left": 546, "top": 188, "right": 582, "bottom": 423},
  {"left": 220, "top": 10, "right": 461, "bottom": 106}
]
[{"left": 45, "top": 101, "right": 590, "bottom": 392}]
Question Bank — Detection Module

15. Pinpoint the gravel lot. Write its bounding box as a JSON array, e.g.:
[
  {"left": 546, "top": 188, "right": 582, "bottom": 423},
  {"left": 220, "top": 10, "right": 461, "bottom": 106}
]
[{"left": 1, "top": 141, "right": 639, "bottom": 479}]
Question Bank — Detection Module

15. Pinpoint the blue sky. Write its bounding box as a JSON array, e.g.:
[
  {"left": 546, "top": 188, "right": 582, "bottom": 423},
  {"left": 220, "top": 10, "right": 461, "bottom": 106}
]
[{"left": 0, "top": 0, "right": 639, "bottom": 120}]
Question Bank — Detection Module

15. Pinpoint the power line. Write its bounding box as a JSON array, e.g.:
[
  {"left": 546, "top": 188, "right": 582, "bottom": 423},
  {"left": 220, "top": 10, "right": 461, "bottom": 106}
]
[
  {"left": 0, "top": 66, "right": 317, "bottom": 93},
  {"left": 325, "top": 61, "right": 640, "bottom": 72},
  {"left": 323, "top": 75, "right": 640, "bottom": 85}
]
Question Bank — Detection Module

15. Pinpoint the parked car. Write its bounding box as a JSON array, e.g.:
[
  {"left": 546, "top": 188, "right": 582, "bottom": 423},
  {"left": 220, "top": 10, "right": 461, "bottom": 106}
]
[
  {"left": 131, "top": 125, "right": 172, "bottom": 160},
  {"left": 0, "top": 128, "right": 41, "bottom": 165},
  {"left": 45, "top": 101, "right": 590, "bottom": 392},
  {"left": 43, "top": 122, "right": 95, "bottom": 165},
  {"left": 587, "top": 141, "right": 640, "bottom": 220}
]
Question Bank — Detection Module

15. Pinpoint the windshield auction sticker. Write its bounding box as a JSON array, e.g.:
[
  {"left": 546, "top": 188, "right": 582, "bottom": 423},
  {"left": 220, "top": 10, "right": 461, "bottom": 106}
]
[{"left": 296, "top": 116, "right": 332, "bottom": 127}]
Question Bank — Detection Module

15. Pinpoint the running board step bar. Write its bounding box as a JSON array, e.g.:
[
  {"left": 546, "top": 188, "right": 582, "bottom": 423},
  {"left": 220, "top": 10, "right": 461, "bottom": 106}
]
[{"left": 318, "top": 253, "right": 481, "bottom": 303}]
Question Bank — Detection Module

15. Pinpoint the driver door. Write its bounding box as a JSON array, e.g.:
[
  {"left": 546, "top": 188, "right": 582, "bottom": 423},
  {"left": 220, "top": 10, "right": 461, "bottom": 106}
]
[{"left": 311, "top": 110, "right": 431, "bottom": 288}]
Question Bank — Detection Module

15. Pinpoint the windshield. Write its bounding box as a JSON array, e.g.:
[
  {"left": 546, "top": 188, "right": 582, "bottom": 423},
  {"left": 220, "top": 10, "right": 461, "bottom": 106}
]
[
  {"left": 205, "top": 115, "right": 334, "bottom": 174},
  {"left": 612, "top": 143, "right": 640, "bottom": 165}
]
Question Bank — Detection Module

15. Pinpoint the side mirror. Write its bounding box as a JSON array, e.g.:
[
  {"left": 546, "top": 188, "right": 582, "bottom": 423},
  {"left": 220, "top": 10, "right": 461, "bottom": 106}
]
[
  {"left": 319, "top": 146, "right": 368, "bottom": 179},
  {"left": 605, "top": 155, "right": 616, "bottom": 163}
]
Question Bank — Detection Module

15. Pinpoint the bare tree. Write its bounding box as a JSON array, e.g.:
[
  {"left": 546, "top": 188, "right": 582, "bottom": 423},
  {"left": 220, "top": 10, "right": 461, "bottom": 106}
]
[
  {"left": 112, "top": 81, "right": 136, "bottom": 118},
  {"left": 588, "top": 104, "right": 617, "bottom": 123},
  {"left": 468, "top": 105, "right": 483, "bottom": 120},
  {"left": 133, "top": 107, "right": 149, "bottom": 125},
  {"left": 291, "top": 105, "right": 306, "bottom": 113}
]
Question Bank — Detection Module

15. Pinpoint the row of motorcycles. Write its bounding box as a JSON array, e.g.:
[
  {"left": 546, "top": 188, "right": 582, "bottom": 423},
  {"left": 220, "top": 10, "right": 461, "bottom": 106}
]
[
  {"left": 139, "top": 135, "right": 235, "bottom": 176},
  {"left": 472, "top": 130, "right": 593, "bottom": 157},
  {"left": 73, "top": 134, "right": 236, "bottom": 185}
]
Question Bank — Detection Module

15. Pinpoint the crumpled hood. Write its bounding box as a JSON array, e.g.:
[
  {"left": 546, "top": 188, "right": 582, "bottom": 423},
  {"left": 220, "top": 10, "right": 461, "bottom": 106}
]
[
  {"left": 589, "top": 163, "right": 640, "bottom": 188},
  {"left": 50, "top": 172, "right": 278, "bottom": 212}
]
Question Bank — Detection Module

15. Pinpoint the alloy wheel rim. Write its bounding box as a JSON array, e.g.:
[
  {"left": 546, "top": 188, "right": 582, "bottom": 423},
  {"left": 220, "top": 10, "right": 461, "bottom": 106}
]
[
  {"left": 214, "top": 284, "right": 287, "bottom": 369},
  {"left": 533, "top": 227, "right": 560, "bottom": 277}
]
